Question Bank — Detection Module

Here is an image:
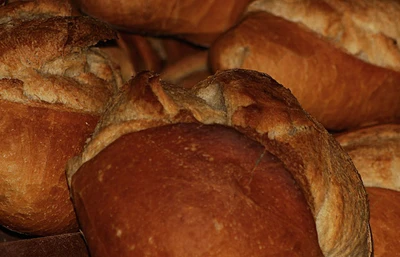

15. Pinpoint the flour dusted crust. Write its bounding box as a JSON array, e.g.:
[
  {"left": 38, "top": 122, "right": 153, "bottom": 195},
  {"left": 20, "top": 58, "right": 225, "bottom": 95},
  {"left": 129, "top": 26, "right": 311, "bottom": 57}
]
[
  {"left": 0, "top": 15, "right": 122, "bottom": 114},
  {"left": 247, "top": 0, "right": 400, "bottom": 72},
  {"left": 68, "top": 69, "right": 372, "bottom": 256}
]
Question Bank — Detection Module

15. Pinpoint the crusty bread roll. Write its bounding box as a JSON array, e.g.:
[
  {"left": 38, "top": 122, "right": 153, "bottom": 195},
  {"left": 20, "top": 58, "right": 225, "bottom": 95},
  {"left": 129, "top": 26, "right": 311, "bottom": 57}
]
[
  {"left": 67, "top": 69, "right": 371, "bottom": 256},
  {"left": 209, "top": 11, "right": 400, "bottom": 131},
  {"left": 72, "top": 0, "right": 253, "bottom": 46},
  {"left": 0, "top": 6, "right": 122, "bottom": 235},
  {"left": 335, "top": 124, "right": 400, "bottom": 257}
]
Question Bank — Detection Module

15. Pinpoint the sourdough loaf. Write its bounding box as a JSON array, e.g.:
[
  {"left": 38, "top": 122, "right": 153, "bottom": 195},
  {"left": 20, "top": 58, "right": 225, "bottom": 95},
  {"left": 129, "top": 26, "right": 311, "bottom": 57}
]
[
  {"left": 0, "top": 4, "right": 122, "bottom": 235},
  {"left": 67, "top": 69, "right": 372, "bottom": 256}
]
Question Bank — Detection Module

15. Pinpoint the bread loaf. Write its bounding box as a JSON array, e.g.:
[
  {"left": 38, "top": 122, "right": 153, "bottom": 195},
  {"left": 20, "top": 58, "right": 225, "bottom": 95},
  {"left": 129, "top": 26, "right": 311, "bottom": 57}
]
[
  {"left": 335, "top": 123, "right": 400, "bottom": 256},
  {"left": 209, "top": 11, "right": 400, "bottom": 130},
  {"left": 246, "top": 0, "right": 400, "bottom": 72},
  {"left": 72, "top": 0, "right": 253, "bottom": 46},
  {"left": 0, "top": 5, "right": 122, "bottom": 235},
  {"left": 67, "top": 69, "right": 372, "bottom": 256}
]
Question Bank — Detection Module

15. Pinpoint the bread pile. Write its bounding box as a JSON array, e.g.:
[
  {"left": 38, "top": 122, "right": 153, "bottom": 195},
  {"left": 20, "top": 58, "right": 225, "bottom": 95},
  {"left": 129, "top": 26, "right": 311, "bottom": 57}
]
[{"left": 1, "top": 0, "right": 399, "bottom": 256}]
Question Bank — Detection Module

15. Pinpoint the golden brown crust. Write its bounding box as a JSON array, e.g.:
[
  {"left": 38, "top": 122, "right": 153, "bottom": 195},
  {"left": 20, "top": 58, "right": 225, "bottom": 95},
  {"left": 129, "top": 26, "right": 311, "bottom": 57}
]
[
  {"left": 68, "top": 69, "right": 371, "bottom": 256},
  {"left": 335, "top": 124, "right": 400, "bottom": 190},
  {"left": 0, "top": 15, "right": 122, "bottom": 114},
  {"left": 209, "top": 11, "right": 400, "bottom": 130},
  {"left": 0, "top": 7, "right": 122, "bottom": 236},
  {"left": 72, "top": 123, "right": 323, "bottom": 256},
  {"left": 0, "top": 100, "right": 99, "bottom": 235},
  {"left": 73, "top": 0, "right": 253, "bottom": 46},
  {"left": 247, "top": 0, "right": 400, "bottom": 72}
]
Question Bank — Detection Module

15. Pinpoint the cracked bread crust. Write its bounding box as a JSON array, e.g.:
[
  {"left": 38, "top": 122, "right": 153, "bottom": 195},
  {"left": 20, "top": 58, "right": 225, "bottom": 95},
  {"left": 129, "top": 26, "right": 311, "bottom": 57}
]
[
  {"left": 0, "top": 15, "right": 122, "bottom": 114},
  {"left": 67, "top": 69, "right": 372, "bottom": 256},
  {"left": 247, "top": 0, "right": 400, "bottom": 72}
]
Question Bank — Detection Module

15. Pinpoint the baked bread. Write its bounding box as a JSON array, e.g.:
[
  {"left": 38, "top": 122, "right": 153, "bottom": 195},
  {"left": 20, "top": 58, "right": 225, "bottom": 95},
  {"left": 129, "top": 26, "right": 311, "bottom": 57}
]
[
  {"left": 67, "top": 69, "right": 371, "bottom": 256},
  {"left": 335, "top": 124, "right": 400, "bottom": 257},
  {"left": 246, "top": 0, "right": 400, "bottom": 72},
  {"left": 209, "top": 11, "right": 400, "bottom": 131},
  {"left": 0, "top": 7, "right": 122, "bottom": 236},
  {"left": 72, "top": 0, "right": 253, "bottom": 46}
]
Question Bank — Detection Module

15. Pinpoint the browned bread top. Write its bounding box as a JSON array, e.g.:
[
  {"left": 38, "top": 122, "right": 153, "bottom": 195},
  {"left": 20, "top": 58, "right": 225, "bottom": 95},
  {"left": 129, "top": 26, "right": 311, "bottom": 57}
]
[
  {"left": 0, "top": 14, "right": 122, "bottom": 113},
  {"left": 67, "top": 69, "right": 371, "bottom": 256},
  {"left": 247, "top": 0, "right": 400, "bottom": 71}
]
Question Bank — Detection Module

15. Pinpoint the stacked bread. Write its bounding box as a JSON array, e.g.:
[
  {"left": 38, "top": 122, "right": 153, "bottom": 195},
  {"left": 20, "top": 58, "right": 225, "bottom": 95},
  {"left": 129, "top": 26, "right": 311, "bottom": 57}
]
[{"left": 1, "top": 0, "right": 399, "bottom": 256}]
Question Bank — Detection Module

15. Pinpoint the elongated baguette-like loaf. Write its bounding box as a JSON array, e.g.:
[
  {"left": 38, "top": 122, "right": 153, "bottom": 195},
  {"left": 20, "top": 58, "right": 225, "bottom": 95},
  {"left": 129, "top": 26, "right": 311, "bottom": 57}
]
[
  {"left": 209, "top": 11, "right": 400, "bottom": 130},
  {"left": 73, "top": 0, "right": 253, "bottom": 46}
]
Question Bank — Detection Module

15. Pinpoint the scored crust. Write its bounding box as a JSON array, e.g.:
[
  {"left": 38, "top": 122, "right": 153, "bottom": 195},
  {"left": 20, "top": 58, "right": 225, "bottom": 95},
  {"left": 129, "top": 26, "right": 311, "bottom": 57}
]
[
  {"left": 0, "top": 6, "right": 123, "bottom": 235},
  {"left": 67, "top": 69, "right": 372, "bottom": 256},
  {"left": 0, "top": 15, "right": 122, "bottom": 114}
]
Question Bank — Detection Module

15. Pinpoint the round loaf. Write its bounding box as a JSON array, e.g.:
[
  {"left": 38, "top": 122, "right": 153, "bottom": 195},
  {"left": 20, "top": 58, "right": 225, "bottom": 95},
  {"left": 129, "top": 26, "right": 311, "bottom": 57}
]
[
  {"left": 72, "top": 123, "right": 324, "bottom": 256},
  {"left": 0, "top": 11, "right": 122, "bottom": 235},
  {"left": 67, "top": 69, "right": 372, "bottom": 256}
]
